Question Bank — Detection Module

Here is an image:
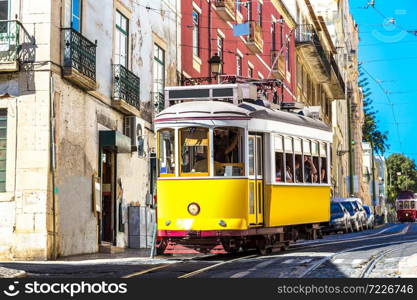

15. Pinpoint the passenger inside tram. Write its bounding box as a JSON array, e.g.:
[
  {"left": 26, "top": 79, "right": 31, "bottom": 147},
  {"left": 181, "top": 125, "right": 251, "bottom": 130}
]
[
  {"left": 285, "top": 155, "right": 294, "bottom": 183},
  {"left": 214, "top": 127, "right": 244, "bottom": 176},
  {"left": 320, "top": 157, "right": 327, "bottom": 183},
  {"left": 275, "top": 152, "right": 292, "bottom": 182},
  {"left": 294, "top": 156, "right": 303, "bottom": 183},
  {"left": 304, "top": 156, "right": 318, "bottom": 183}
]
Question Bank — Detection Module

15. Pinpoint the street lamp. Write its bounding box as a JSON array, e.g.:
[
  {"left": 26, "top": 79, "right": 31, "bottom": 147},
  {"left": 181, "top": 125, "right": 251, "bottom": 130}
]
[{"left": 208, "top": 53, "right": 222, "bottom": 82}]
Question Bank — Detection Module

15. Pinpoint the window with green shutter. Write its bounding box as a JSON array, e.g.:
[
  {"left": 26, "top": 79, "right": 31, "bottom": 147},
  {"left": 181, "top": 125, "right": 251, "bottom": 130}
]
[{"left": 0, "top": 109, "right": 6, "bottom": 192}]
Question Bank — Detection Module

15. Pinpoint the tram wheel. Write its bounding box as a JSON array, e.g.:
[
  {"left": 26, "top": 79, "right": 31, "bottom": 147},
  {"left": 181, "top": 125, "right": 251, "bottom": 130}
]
[
  {"left": 280, "top": 242, "right": 290, "bottom": 251},
  {"left": 221, "top": 239, "right": 240, "bottom": 254},
  {"left": 156, "top": 239, "right": 168, "bottom": 255},
  {"left": 258, "top": 246, "right": 272, "bottom": 256}
]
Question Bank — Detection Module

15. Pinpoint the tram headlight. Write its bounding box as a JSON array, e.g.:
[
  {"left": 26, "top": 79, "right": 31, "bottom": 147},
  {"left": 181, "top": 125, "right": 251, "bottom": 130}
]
[{"left": 188, "top": 203, "right": 200, "bottom": 216}]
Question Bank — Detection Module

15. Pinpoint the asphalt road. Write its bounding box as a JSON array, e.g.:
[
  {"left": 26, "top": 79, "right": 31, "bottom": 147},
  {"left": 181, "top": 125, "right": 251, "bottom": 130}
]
[{"left": 1, "top": 223, "right": 416, "bottom": 278}]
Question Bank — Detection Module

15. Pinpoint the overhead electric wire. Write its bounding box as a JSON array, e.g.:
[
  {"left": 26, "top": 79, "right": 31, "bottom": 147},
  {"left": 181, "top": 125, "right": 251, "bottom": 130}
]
[{"left": 361, "top": 66, "right": 403, "bottom": 153}]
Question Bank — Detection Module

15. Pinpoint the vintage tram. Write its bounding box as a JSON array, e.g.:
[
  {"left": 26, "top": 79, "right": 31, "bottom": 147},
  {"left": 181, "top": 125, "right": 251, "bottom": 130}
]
[
  {"left": 396, "top": 191, "right": 417, "bottom": 222},
  {"left": 155, "top": 84, "right": 332, "bottom": 254}
]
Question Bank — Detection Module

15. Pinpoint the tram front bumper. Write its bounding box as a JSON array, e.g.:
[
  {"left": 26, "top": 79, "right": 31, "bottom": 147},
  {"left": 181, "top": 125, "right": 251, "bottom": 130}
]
[{"left": 158, "top": 218, "right": 248, "bottom": 232}]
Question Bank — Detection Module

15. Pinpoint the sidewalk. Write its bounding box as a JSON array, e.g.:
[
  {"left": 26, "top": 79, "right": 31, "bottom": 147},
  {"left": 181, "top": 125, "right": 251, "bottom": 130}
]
[
  {"left": 399, "top": 253, "right": 417, "bottom": 277},
  {"left": 0, "top": 266, "right": 26, "bottom": 278},
  {"left": 0, "top": 249, "right": 182, "bottom": 269},
  {"left": 58, "top": 248, "right": 154, "bottom": 262}
]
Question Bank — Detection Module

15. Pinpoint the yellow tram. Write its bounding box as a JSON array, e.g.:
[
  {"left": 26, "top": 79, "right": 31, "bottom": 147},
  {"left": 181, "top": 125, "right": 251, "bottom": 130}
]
[{"left": 155, "top": 84, "right": 332, "bottom": 254}]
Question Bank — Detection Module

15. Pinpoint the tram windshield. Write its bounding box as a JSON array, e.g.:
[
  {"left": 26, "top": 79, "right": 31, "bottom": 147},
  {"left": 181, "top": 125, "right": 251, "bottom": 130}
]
[
  {"left": 180, "top": 127, "right": 209, "bottom": 175},
  {"left": 213, "top": 127, "right": 245, "bottom": 176},
  {"left": 158, "top": 129, "right": 175, "bottom": 176}
]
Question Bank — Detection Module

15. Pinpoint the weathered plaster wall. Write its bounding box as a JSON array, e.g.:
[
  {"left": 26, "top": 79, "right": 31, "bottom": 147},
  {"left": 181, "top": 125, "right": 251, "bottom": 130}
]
[
  {"left": 1, "top": 0, "right": 180, "bottom": 259},
  {"left": 0, "top": 0, "right": 53, "bottom": 260},
  {"left": 53, "top": 74, "right": 157, "bottom": 255},
  {"left": 50, "top": 0, "right": 179, "bottom": 256}
]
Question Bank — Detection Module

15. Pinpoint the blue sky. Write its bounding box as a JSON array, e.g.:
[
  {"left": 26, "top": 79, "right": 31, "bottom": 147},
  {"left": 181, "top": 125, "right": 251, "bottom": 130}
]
[{"left": 349, "top": 0, "right": 417, "bottom": 160}]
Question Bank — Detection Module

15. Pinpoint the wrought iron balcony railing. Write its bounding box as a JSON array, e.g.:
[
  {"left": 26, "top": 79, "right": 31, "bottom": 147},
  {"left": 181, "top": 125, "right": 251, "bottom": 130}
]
[
  {"left": 0, "top": 20, "right": 32, "bottom": 71},
  {"left": 295, "top": 24, "right": 331, "bottom": 76},
  {"left": 154, "top": 92, "right": 165, "bottom": 113},
  {"left": 271, "top": 50, "right": 286, "bottom": 79},
  {"left": 112, "top": 64, "right": 140, "bottom": 110},
  {"left": 214, "top": 0, "right": 235, "bottom": 21},
  {"left": 62, "top": 28, "right": 96, "bottom": 89},
  {"left": 246, "top": 21, "right": 263, "bottom": 54},
  {"left": 330, "top": 54, "right": 346, "bottom": 92}
]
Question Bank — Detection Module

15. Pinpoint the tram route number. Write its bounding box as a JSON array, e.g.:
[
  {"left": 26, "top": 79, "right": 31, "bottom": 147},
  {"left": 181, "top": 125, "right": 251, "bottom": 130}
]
[{"left": 367, "top": 284, "right": 414, "bottom": 294}]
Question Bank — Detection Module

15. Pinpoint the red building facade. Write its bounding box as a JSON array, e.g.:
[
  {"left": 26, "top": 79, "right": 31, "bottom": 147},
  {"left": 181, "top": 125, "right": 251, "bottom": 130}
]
[{"left": 181, "top": 0, "right": 297, "bottom": 103}]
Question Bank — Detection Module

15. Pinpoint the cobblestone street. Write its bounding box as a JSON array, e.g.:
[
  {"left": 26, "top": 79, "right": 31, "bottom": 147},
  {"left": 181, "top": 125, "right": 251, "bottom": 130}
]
[{"left": 2, "top": 223, "right": 417, "bottom": 278}]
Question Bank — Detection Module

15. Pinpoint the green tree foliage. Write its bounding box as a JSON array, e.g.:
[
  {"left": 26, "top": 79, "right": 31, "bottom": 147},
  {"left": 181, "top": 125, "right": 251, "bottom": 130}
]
[
  {"left": 386, "top": 153, "right": 417, "bottom": 203},
  {"left": 358, "top": 69, "right": 389, "bottom": 154}
]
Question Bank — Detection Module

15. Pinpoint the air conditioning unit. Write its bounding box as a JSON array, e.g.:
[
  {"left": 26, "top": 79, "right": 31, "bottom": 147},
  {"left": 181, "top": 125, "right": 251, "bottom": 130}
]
[
  {"left": 303, "top": 106, "right": 322, "bottom": 119},
  {"left": 124, "top": 116, "right": 145, "bottom": 156}
]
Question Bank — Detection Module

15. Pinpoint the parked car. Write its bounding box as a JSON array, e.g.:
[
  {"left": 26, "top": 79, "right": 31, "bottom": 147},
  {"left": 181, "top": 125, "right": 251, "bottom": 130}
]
[
  {"left": 350, "top": 199, "right": 368, "bottom": 229},
  {"left": 336, "top": 200, "right": 363, "bottom": 231},
  {"left": 325, "top": 202, "right": 353, "bottom": 233},
  {"left": 363, "top": 205, "right": 375, "bottom": 229}
]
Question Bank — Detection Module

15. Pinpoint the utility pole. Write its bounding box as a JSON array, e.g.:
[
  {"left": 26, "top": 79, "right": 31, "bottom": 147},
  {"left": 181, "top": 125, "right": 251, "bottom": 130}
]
[
  {"left": 347, "top": 84, "right": 355, "bottom": 196},
  {"left": 370, "top": 139, "right": 377, "bottom": 214}
]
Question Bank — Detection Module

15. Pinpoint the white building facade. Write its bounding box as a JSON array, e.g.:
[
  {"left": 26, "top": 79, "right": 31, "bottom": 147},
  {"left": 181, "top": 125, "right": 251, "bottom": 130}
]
[{"left": 0, "top": 0, "right": 180, "bottom": 260}]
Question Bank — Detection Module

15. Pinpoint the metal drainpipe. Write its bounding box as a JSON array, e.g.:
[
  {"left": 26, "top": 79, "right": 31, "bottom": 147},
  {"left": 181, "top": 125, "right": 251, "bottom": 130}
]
[{"left": 49, "top": 72, "right": 57, "bottom": 259}]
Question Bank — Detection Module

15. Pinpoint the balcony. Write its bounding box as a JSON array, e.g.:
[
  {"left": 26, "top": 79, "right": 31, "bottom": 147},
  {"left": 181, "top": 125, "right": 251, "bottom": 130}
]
[
  {"left": 0, "top": 20, "right": 31, "bottom": 72},
  {"left": 271, "top": 50, "right": 286, "bottom": 80},
  {"left": 112, "top": 64, "right": 140, "bottom": 115},
  {"left": 154, "top": 92, "right": 165, "bottom": 113},
  {"left": 214, "top": 0, "right": 235, "bottom": 22},
  {"left": 62, "top": 28, "right": 97, "bottom": 90},
  {"left": 329, "top": 55, "right": 345, "bottom": 98},
  {"left": 246, "top": 21, "right": 263, "bottom": 54},
  {"left": 295, "top": 24, "right": 331, "bottom": 83}
]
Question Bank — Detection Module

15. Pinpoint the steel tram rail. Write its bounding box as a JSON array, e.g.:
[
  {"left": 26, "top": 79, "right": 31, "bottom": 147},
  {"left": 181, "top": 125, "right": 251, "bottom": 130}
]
[
  {"left": 122, "top": 224, "right": 409, "bottom": 278},
  {"left": 299, "top": 225, "right": 414, "bottom": 278}
]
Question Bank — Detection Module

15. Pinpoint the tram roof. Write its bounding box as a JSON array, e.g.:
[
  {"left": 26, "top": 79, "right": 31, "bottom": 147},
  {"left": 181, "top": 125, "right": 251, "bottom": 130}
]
[
  {"left": 396, "top": 191, "right": 417, "bottom": 200},
  {"left": 156, "top": 101, "right": 331, "bottom": 132}
]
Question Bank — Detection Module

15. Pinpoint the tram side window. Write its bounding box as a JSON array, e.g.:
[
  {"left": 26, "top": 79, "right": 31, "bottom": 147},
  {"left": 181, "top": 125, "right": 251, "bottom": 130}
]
[
  {"left": 180, "top": 127, "right": 209, "bottom": 175},
  {"left": 158, "top": 129, "right": 175, "bottom": 176},
  {"left": 312, "top": 141, "right": 320, "bottom": 183},
  {"left": 214, "top": 127, "right": 245, "bottom": 176},
  {"left": 294, "top": 138, "right": 303, "bottom": 183},
  {"left": 274, "top": 135, "right": 285, "bottom": 182},
  {"left": 284, "top": 137, "right": 294, "bottom": 183},
  {"left": 411, "top": 201, "right": 416, "bottom": 209},
  {"left": 398, "top": 201, "right": 404, "bottom": 210},
  {"left": 320, "top": 143, "right": 328, "bottom": 184},
  {"left": 303, "top": 139, "right": 317, "bottom": 183}
]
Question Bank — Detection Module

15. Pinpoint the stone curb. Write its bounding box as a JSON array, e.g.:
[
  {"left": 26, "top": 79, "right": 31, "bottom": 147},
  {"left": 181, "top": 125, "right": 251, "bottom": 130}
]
[{"left": 0, "top": 267, "right": 27, "bottom": 278}]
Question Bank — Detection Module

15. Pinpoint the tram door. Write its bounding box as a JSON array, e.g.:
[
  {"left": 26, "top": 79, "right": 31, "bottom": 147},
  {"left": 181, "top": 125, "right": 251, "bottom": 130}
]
[{"left": 248, "top": 134, "right": 264, "bottom": 226}]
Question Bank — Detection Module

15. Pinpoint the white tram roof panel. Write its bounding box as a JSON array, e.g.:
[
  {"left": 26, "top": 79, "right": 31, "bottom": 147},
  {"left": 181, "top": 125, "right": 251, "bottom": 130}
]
[
  {"left": 156, "top": 101, "right": 331, "bottom": 132},
  {"left": 156, "top": 100, "right": 251, "bottom": 119}
]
